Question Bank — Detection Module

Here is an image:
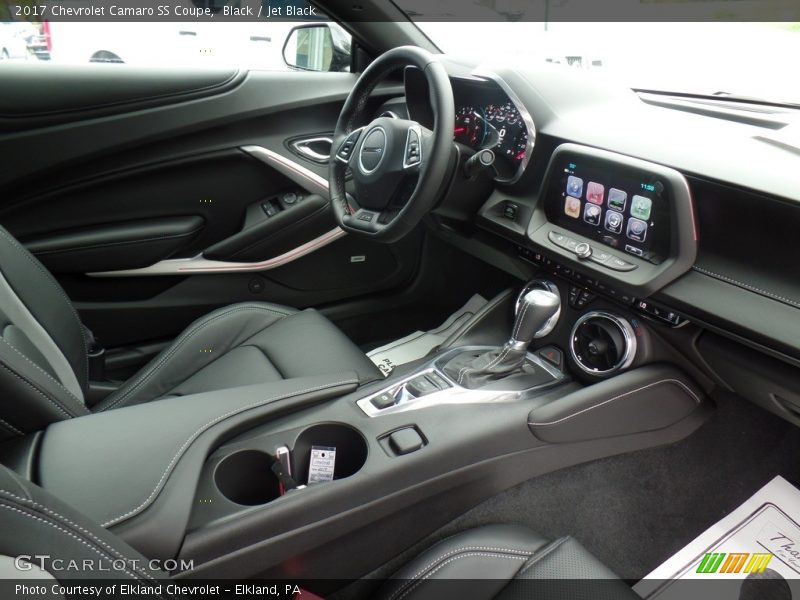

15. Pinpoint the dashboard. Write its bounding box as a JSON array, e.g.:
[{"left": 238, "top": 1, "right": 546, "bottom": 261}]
[{"left": 406, "top": 59, "right": 800, "bottom": 372}]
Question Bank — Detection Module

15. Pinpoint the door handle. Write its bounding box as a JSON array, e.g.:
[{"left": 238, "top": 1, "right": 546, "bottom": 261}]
[{"left": 290, "top": 137, "right": 333, "bottom": 164}]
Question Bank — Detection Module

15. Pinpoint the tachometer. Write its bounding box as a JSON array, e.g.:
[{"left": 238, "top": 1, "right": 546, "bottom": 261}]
[{"left": 453, "top": 107, "right": 486, "bottom": 147}]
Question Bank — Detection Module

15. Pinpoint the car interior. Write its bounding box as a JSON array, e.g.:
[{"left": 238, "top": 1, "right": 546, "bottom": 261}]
[{"left": 1, "top": 3, "right": 800, "bottom": 599}]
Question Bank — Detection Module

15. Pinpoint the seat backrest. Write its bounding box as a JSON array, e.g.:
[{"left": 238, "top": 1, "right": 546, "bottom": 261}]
[{"left": 0, "top": 225, "right": 89, "bottom": 441}]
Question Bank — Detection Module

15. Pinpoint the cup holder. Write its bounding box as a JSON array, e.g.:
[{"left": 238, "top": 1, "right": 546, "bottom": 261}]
[
  {"left": 214, "top": 450, "right": 280, "bottom": 506},
  {"left": 293, "top": 423, "right": 368, "bottom": 485}
]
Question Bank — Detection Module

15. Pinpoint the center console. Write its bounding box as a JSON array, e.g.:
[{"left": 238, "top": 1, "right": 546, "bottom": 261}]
[
  {"left": 1, "top": 145, "right": 712, "bottom": 587},
  {"left": 7, "top": 273, "right": 712, "bottom": 586}
]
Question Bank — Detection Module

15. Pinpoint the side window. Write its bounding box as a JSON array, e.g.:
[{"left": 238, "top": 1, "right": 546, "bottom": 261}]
[{"left": 0, "top": 12, "right": 351, "bottom": 72}]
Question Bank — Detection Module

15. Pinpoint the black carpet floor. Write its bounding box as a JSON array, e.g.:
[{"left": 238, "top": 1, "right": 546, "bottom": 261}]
[{"left": 418, "top": 389, "right": 800, "bottom": 580}]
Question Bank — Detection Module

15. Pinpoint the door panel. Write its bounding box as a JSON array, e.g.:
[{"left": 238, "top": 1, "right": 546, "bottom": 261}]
[
  {"left": 0, "top": 64, "right": 415, "bottom": 357},
  {"left": 24, "top": 215, "right": 205, "bottom": 273}
]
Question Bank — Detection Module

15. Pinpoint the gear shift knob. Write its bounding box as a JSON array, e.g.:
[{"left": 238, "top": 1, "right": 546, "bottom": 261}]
[{"left": 511, "top": 289, "right": 561, "bottom": 345}]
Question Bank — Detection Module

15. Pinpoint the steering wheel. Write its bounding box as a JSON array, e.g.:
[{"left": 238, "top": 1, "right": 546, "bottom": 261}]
[{"left": 329, "top": 46, "right": 455, "bottom": 243}]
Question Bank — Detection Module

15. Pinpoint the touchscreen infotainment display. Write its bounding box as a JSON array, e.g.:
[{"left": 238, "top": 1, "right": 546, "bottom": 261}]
[{"left": 543, "top": 153, "right": 670, "bottom": 264}]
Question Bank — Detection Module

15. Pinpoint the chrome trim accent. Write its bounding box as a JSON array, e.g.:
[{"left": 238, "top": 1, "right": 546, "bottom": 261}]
[
  {"left": 505, "top": 340, "right": 529, "bottom": 352},
  {"left": 241, "top": 145, "right": 329, "bottom": 198},
  {"left": 357, "top": 346, "right": 566, "bottom": 417},
  {"left": 290, "top": 136, "right": 333, "bottom": 163},
  {"left": 358, "top": 125, "right": 387, "bottom": 175},
  {"left": 516, "top": 279, "right": 561, "bottom": 338},
  {"left": 569, "top": 311, "right": 637, "bottom": 376},
  {"left": 88, "top": 228, "right": 346, "bottom": 277},
  {"left": 89, "top": 145, "right": 346, "bottom": 277},
  {"left": 470, "top": 69, "right": 536, "bottom": 185},
  {"left": 403, "top": 123, "right": 423, "bottom": 170}
]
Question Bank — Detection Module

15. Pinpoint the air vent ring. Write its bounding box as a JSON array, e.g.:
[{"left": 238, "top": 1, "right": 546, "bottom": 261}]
[{"left": 569, "top": 311, "right": 636, "bottom": 376}]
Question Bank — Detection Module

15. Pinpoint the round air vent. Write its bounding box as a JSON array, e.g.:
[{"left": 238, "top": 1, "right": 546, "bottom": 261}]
[{"left": 569, "top": 311, "right": 637, "bottom": 375}]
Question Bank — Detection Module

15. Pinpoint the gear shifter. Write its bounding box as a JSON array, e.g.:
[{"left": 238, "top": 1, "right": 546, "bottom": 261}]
[{"left": 443, "top": 287, "right": 561, "bottom": 388}]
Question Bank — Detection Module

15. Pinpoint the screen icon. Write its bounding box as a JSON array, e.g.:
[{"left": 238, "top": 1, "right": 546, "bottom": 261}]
[
  {"left": 627, "top": 217, "right": 648, "bottom": 242},
  {"left": 631, "top": 195, "right": 652, "bottom": 220},
  {"left": 586, "top": 182, "right": 605, "bottom": 205},
  {"left": 566, "top": 176, "right": 583, "bottom": 198},
  {"left": 564, "top": 196, "right": 581, "bottom": 219},
  {"left": 604, "top": 210, "right": 623, "bottom": 234},
  {"left": 583, "top": 203, "right": 602, "bottom": 225},
  {"left": 608, "top": 188, "right": 627, "bottom": 212}
]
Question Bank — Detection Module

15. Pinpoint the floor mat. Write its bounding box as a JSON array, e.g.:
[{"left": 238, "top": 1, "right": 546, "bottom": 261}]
[
  {"left": 635, "top": 475, "right": 800, "bottom": 598},
  {"left": 368, "top": 389, "right": 800, "bottom": 582},
  {"left": 366, "top": 294, "right": 487, "bottom": 376}
]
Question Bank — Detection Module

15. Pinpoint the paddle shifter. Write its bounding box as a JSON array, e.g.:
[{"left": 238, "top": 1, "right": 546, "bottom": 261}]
[{"left": 443, "top": 287, "right": 561, "bottom": 389}]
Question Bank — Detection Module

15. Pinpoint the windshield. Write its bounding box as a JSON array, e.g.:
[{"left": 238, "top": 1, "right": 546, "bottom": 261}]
[{"left": 400, "top": 10, "right": 800, "bottom": 106}]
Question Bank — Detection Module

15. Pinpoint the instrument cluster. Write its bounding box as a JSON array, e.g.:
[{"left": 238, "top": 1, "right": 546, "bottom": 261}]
[{"left": 453, "top": 93, "right": 531, "bottom": 182}]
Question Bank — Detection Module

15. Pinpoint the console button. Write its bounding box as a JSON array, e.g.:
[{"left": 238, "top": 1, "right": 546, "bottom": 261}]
[
  {"left": 427, "top": 371, "right": 452, "bottom": 390},
  {"left": 371, "top": 392, "right": 395, "bottom": 410},
  {"left": 606, "top": 256, "right": 638, "bottom": 272},
  {"left": 589, "top": 249, "right": 612, "bottom": 265},
  {"left": 389, "top": 428, "right": 425, "bottom": 456},
  {"left": 537, "top": 345, "right": 564, "bottom": 370},
  {"left": 405, "top": 375, "right": 439, "bottom": 397},
  {"left": 568, "top": 285, "right": 595, "bottom": 309},
  {"left": 548, "top": 230, "right": 571, "bottom": 248},
  {"left": 574, "top": 242, "right": 592, "bottom": 259}
]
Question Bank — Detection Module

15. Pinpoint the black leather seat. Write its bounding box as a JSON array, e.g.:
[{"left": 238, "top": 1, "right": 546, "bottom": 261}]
[
  {"left": 377, "top": 525, "right": 641, "bottom": 600},
  {"left": 0, "top": 462, "right": 638, "bottom": 597},
  {"left": 0, "top": 225, "right": 381, "bottom": 439}
]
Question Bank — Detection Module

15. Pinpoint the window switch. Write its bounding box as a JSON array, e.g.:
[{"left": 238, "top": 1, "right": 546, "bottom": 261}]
[
  {"left": 262, "top": 201, "right": 280, "bottom": 218},
  {"left": 388, "top": 428, "right": 424, "bottom": 456}
]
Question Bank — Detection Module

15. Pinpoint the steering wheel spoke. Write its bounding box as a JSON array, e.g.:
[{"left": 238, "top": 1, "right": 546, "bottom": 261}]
[{"left": 329, "top": 46, "right": 455, "bottom": 243}]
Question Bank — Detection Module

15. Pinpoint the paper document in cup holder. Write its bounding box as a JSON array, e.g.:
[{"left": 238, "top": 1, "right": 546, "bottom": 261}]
[{"left": 308, "top": 446, "right": 337, "bottom": 484}]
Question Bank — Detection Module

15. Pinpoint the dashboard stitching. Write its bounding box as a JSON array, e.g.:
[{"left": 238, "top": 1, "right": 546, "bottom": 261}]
[{"left": 692, "top": 266, "right": 800, "bottom": 309}]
